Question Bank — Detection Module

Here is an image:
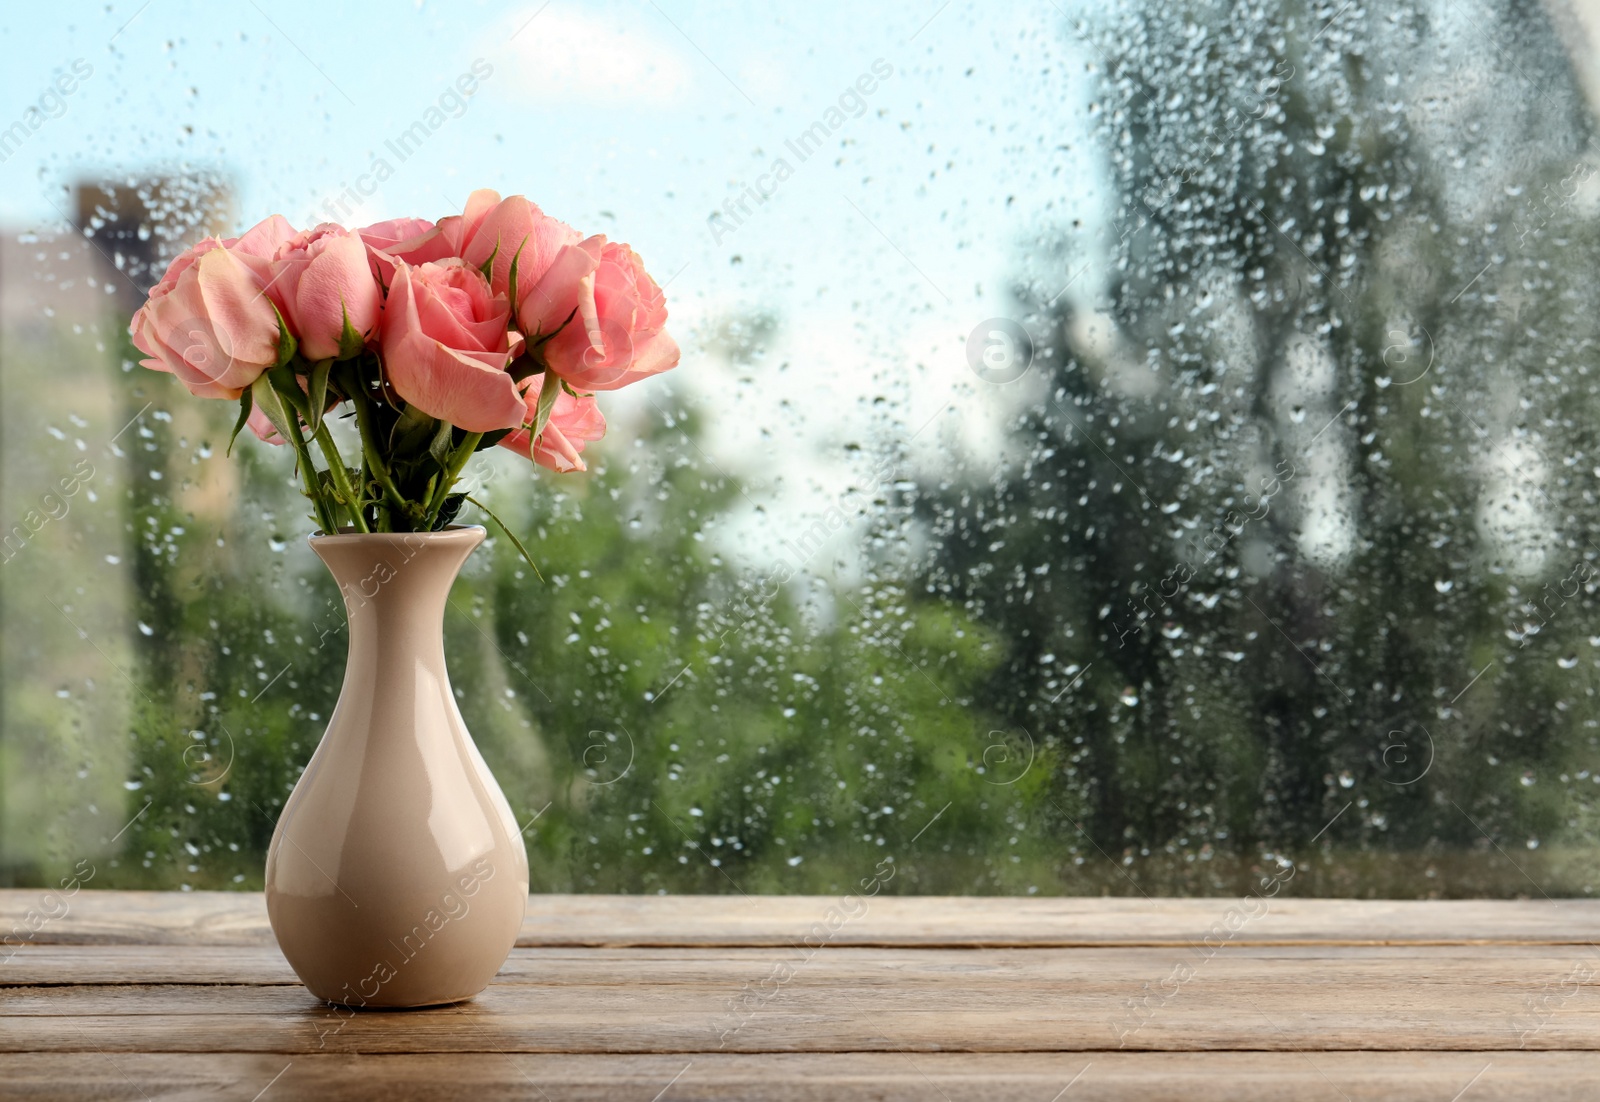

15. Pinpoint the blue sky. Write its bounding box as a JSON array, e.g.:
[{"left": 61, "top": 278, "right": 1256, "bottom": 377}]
[{"left": 1, "top": 0, "right": 1103, "bottom": 563}]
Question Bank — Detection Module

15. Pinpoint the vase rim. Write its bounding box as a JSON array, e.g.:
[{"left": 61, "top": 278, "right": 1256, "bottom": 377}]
[{"left": 307, "top": 524, "right": 487, "bottom": 546}]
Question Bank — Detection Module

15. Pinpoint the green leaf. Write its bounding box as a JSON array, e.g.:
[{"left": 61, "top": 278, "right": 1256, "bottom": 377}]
[
  {"left": 306, "top": 358, "right": 333, "bottom": 434},
  {"left": 315, "top": 466, "right": 365, "bottom": 508},
  {"left": 436, "top": 492, "right": 467, "bottom": 529},
  {"left": 336, "top": 302, "right": 365, "bottom": 361},
  {"left": 428, "top": 419, "right": 457, "bottom": 468},
  {"left": 251, "top": 372, "right": 298, "bottom": 450},
  {"left": 476, "top": 428, "right": 514, "bottom": 451},
  {"left": 466, "top": 493, "right": 543, "bottom": 582},
  {"left": 508, "top": 355, "right": 542, "bottom": 384},
  {"left": 506, "top": 238, "right": 527, "bottom": 313},
  {"left": 388, "top": 403, "right": 437, "bottom": 455},
  {"left": 531, "top": 369, "right": 562, "bottom": 442},
  {"left": 269, "top": 300, "right": 298, "bottom": 369},
  {"left": 373, "top": 356, "right": 405, "bottom": 411},
  {"left": 477, "top": 236, "right": 500, "bottom": 285},
  {"left": 268, "top": 365, "right": 311, "bottom": 421},
  {"left": 226, "top": 389, "right": 253, "bottom": 457}
]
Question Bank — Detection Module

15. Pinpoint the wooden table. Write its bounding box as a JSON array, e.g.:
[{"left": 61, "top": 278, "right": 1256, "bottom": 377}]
[{"left": 3, "top": 891, "right": 1599, "bottom": 1099}]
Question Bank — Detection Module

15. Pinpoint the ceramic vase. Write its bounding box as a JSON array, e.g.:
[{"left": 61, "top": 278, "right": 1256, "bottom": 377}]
[{"left": 265, "top": 525, "right": 528, "bottom": 1007}]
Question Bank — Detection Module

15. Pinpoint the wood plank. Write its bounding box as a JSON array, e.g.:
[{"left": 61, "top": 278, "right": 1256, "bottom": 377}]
[
  {"left": 0, "top": 1050, "right": 1590, "bottom": 1101},
  {"left": 1, "top": 945, "right": 299, "bottom": 985},
  {"left": 8, "top": 892, "right": 1598, "bottom": 1099},
  {"left": 5, "top": 945, "right": 1599, "bottom": 1053},
  {"left": 4, "top": 941, "right": 1598, "bottom": 991},
  {"left": 5, "top": 890, "right": 1600, "bottom": 948}
]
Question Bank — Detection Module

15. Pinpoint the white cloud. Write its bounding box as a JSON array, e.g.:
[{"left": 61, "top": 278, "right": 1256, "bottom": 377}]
[{"left": 493, "top": 7, "right": 693, "bottom": 107}]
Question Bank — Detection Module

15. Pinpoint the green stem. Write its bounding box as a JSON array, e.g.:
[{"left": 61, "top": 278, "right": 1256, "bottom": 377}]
[
  {"left": 312, "top": 421, "right": 370, "bottom": 534},
  {"left": 360, "top": 455, "right": 390, "bottom": 532},
  {"left": 349, "top": 386, "right": 408, "bottom": 529},
  {"left": 284, "top": 416, "right": 340, "bottom": 535},
  {"left": 424, "top": 432, "right": 483, "bottom": 528}
]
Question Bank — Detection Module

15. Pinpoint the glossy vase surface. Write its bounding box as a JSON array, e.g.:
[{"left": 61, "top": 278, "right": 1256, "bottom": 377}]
[{"left": 265, "top": 525, "right": 528, "bottom": 1008}]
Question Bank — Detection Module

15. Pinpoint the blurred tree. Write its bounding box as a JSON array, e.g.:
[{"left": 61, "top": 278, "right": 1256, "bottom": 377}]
[
  {"left": 103, "top": 337, "right": 1059, "bottom": 894},
  {"left": 917, "top": 0, "right": 1600, "bottom": 894}
]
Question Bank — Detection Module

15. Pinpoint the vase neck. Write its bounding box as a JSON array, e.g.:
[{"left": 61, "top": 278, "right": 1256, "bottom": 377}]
[{"left": 310, "top": 527, "right": 485, "bottom": 669}]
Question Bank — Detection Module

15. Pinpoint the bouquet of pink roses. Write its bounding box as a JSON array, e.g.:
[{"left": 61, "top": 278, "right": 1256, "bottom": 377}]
[{"left": 128, "top": 188, "right": 678, "bottom": 551}]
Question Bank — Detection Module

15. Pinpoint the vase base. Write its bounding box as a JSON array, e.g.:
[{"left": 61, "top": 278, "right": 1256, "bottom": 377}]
[{"left": 311, "top": 987, "right": 487, "bottom": 1010}]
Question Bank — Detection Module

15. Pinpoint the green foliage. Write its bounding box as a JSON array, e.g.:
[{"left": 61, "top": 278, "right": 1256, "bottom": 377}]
[{"left": 915, "top": 0, "right": 1600, "bottom": 893}]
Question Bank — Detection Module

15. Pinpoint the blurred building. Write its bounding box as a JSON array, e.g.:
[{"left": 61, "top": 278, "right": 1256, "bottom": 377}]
[{"left": 0, "top": 178, "right": 229, "bottom": 884}]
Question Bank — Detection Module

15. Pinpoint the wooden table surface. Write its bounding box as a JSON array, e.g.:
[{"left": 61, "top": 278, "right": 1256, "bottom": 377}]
[{"left": 4, "top": 891, "right": 1600, "bottom": 1100}]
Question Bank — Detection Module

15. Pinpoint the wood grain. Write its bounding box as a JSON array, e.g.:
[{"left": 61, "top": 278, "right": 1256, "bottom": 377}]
[
  {"left": 5, "top": 945, "right": 1599, "bottom": 1053},
  {"left": 4, "top": 892, "right": 1595, "bottom": 1099},
  {"left": 0, "top": 1052, "right": 1592, "bottom": 1102},
  {"left": 5, "top": 889, "right": 1599, "bottom": 947}
]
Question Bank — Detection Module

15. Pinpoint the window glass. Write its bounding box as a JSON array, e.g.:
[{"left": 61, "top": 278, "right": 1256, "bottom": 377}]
[{"left": 3, "top": 0, "right": 1597, "bottom": 898}]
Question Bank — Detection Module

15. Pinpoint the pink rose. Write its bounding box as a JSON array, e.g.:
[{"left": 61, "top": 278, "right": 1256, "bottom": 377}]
[
  {"left": 356, "top": 217, "right": 435, "bottom": 254},
  {"left": 515, "top": 235, "right": 601, "bottom": 339},
  {"left": 452, "top": 189, "right": 580, "bottom": 301},
  {"left": 247, "top": 402, "right": 286, "bottom": 446},
  {"left": 245, "top": 375, "right": 341, "bottom": 446},
  {"left": 516, "top": 237, "right": 679, "bottom": 391},
  {"left": 379, "top": 258, "right": 524, "bottom": 432},
  {"left": 498, "top": 387, "right": 606, "bottom": 472},
  {"left": 232, "top": 215, "right": 299, "bottom": 267},
  {"left": 129, "top": 233, "right": 287, "bottom": 400},
  {"left": 267, "top": 224, "right": 381, "bottom": 362},
  {"left": 358, "top": 217, "right": 453, "bottom": 285}
]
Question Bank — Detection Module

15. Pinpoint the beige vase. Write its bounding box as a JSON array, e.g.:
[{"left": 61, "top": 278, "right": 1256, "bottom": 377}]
[{"left": 265, "top": 525, "right": 529, "bottom": 1008}]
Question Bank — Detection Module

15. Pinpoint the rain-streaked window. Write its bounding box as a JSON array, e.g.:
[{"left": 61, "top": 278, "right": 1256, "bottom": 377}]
[{"left": 4, "top": 0, "right": 1599, "bottom": 898}]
